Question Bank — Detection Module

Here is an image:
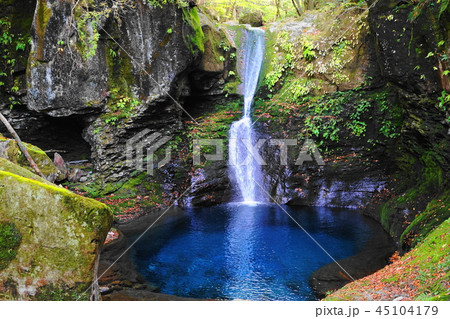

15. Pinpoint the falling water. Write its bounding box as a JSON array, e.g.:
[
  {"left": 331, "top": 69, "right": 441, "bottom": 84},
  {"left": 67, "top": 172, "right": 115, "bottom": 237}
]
[{"left": 228, "top": 28, "right": 266, "bottom": 203}]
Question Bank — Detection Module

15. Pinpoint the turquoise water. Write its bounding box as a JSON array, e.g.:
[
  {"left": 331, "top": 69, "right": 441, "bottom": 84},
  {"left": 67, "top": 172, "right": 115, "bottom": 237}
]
[{"left": 131, "top": 204, "right": 373, "bottom": 300}]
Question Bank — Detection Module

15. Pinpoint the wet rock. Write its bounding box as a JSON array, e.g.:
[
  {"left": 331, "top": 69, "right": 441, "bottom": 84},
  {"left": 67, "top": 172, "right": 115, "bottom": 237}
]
[
  {"left": 25, "top": 0, "right": 226, "bottom": 179},
  {"left": 79, "top": 176, "right": 88, "bottom": 183},
  {"left": 187, "top": 161, "right": 231, "bottom": 207}
]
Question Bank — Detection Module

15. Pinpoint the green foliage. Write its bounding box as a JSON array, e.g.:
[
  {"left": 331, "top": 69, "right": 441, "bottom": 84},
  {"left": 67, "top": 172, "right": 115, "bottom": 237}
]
[
  {"left": 301, "top": 40, "right": 316, "bottom": 62},
  {"left": 102, "top": 88, "right": 140, "bottom": 126},
  {"left": 374, "top": 91, "right": 402, "bottom": 139},
  {"left": 401, "top": 191, "right": 450, "bottom": 247},
  {"left": 303, "top": 92, "right": 349, "bottom": 143},
  {"left": 75, "top": 0, "right": 155, "bottom": 60},
  {"left": 437, "top": 91, "right": 450, "bottom": 123},
  {"left": 187, "top": 100, "right": 242, "bottom": 140},
  {"left": 35, "top": 283, "right": 90, "bottom": 301},
  {"left": 345, "top": 99, "right": 370, "bottom": 136},
  {"left": 0, "top": 16, "right": 31, "bottom": 108},
  {"left": 202, "top": 0, "right": 317, "bottom": 23},
  {"left": 264, "top": 31, "right": 294, "bottom": 91},
  {"left": 409, "top": 0, "right": 449, "bottom": 21},
  {"left": 75, "top": 5, "right": 102, "bottom": 61},
  {"left": 262, "top": 2, "right": 368, "bottom": 98},
  {"left": 146, "top": 0, "right": 189, "bottom": 8},
  {"left": 182, "top": 7, "right": 205, "bottom": 53},
  {"left": 0, "top": 222, "right": 22, "bottom": 271}
]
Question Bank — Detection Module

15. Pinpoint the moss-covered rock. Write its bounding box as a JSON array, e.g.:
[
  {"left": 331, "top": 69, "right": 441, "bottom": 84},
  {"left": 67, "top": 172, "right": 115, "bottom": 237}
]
[
  {"left": 260, "top": 3, "right": 370, "bottom": 101},
  {"left": 0, "top": 160, "right": 113, "bottom": 300},
  {"left": 325, "top": 218, "right": 450, "bottom": 301},
  {"left": 0, "top": 136, "right": 63, "bottom": 182},
  {"left": 238, "top": 11, "right": 263, "bottom": 27},
  {"left": 0, "top": 222, "right": 21, "bottom": 271},
  {"left": 0, "top": 157, "right": 51, "bottom": 185}
]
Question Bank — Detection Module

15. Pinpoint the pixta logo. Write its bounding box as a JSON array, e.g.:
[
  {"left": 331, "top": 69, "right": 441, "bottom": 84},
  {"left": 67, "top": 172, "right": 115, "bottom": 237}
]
[
  {"left": 126, "top": 130, "right": 325, "bottom": 175},
  {"left": 126, "top": 129, "right": 172, "bottom": 175}
]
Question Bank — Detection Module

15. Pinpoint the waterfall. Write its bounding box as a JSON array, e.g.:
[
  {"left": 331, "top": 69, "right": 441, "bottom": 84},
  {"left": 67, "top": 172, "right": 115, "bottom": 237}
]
[{"left": 228, "top": 28, "right": 266, "bottom": 204}]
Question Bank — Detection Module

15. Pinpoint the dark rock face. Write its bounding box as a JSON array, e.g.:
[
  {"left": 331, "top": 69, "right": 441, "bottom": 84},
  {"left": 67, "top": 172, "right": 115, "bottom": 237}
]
[
  {"left": 27, "top": 0, "right": 198, "bottom": 117},
  {"left": 258, "top": 91, "right": 393, "bottom": 210},
  {"left": 26, "top": 0, "right": 205, "bottom": 179},
  {"left": 186, "top": 162, "right": 232, "bottom": 207},
  {"left": 21, "top": 0, "right": 234, "bottom": 182},
  {"left": 309, "top": 218, "right": 395, "bottom": 298},
  {"left": 362, "top": 0, "right": 450, "bottom": 244},
  {"left": 368, "top": 0, "right": 449, "bottom": 95}
]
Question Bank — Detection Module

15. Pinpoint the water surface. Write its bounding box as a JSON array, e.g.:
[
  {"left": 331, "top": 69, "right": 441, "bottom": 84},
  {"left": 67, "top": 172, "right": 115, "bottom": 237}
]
[{"left": 131, "top": 204, "right": 374, "bottom": 300}]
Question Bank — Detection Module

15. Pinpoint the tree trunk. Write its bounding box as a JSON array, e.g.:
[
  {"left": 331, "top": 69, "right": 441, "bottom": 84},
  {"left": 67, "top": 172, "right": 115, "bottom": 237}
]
[
  {"left": 276, "top": 0, "right": 281, "bottom": 19},
  {"left": 291, "top": 0, "right": 303, "bottom": 17},
  {"left": 0, "top": 110, "right": 47, "bottom": 179}
]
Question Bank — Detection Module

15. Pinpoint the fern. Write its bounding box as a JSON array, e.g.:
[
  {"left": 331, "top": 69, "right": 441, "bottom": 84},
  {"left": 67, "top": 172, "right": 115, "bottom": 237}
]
[{"left": 438, "top": 0, "right": 449, "bottom": 19}]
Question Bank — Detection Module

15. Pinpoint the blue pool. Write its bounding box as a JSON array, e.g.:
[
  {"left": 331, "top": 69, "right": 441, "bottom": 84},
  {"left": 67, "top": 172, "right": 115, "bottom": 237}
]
[{"left": 131, "top": 203, "right": 374, "bottom": 300}]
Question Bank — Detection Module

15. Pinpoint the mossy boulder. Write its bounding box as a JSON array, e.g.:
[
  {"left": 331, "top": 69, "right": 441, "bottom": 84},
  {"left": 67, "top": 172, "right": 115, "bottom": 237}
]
[
  {"left": 187, "top": 12, "right": 237, "bottom": 95},
  {"left": 0, "top": 160, "right": 113, "bottom": 300},
  {"left": 0, "top": 136, "right": 64, "bottom": 182},
  {"left": 238, "top": 11, "right": 263, "bottom": 27},
  {"left": 0, "top": 157, "right": 52, "bottom": 185}
]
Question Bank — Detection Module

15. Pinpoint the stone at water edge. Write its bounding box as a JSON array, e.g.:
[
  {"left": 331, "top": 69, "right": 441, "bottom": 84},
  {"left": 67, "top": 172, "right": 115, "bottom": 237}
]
[
  {"left": 53, "top": 152, "right": 68, "bottom": 178},
  {"left": 0, "top": 160, "right": 113, "bottom": 300}
]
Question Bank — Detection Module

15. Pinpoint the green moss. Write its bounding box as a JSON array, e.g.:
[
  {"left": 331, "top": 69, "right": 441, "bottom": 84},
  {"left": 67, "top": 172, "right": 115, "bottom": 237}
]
[
  {"left": 0, "top": 138, "right": 61, "bottom": 180},
  {"left": 380, "top": 203, "right": 395, "bottom": 233},
  {"left": 418, "top": 152, "right": 443, "bottom": 193},
  {"left": 102, "top": 43, "right": 139, "bottom": 126},
  {"left": 0, "top": 170, "right": 109, "bottom": 212},
  {"left": 34, "top": 0, "right": 52, "bottom": 61},
  {"left": 224, "top": 75, "right": 242, "bottom": 95},
  {"left": 62, "top": 195, "right": 113, "bottom": 232},
  {"left": 401, "top": 190, "right": 450, "bottom": 246},
  {"left": 34, "top": 283, "right": 90, "bottom": 301},
  {"left": 325, "top": 218, "right": 450, "bottom": 301},
  {"left": 0, "top": 163, "right": 113, "bottom": 299},
  {"left": 182, "top": 7, "right": 205, "bottom": 53},
  {"left": 0, "top": 222, "right": 21, "bottom": 271},
  {"left": 204, "top": 27, "right": 222, "bottom": 63},
  {"left": 0, "top": 158, "right": 51, "bottom": 185},
  {"left": 408, "top": 218, "right": 450, "bottom": 300},
  {"left": 379, "top": 146, "right": 447, "bottom": 246}
]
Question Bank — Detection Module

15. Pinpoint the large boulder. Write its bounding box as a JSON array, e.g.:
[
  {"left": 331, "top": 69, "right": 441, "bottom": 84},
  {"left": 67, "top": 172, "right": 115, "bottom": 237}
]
[
  {"left": 0, "top": 159, "right": 113, "bottom": 300},
  {"left": 0, "top": 136, "right": 64, "bottom": 182},
  {"left": 188, "top": 13, "right": 237, "bottom": 95},
  {"left": 239, "top": 11, "right": 263, "bottom": 27},
  {"left": 27, "top": 0, "right": 205, "bottom": 117}
]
